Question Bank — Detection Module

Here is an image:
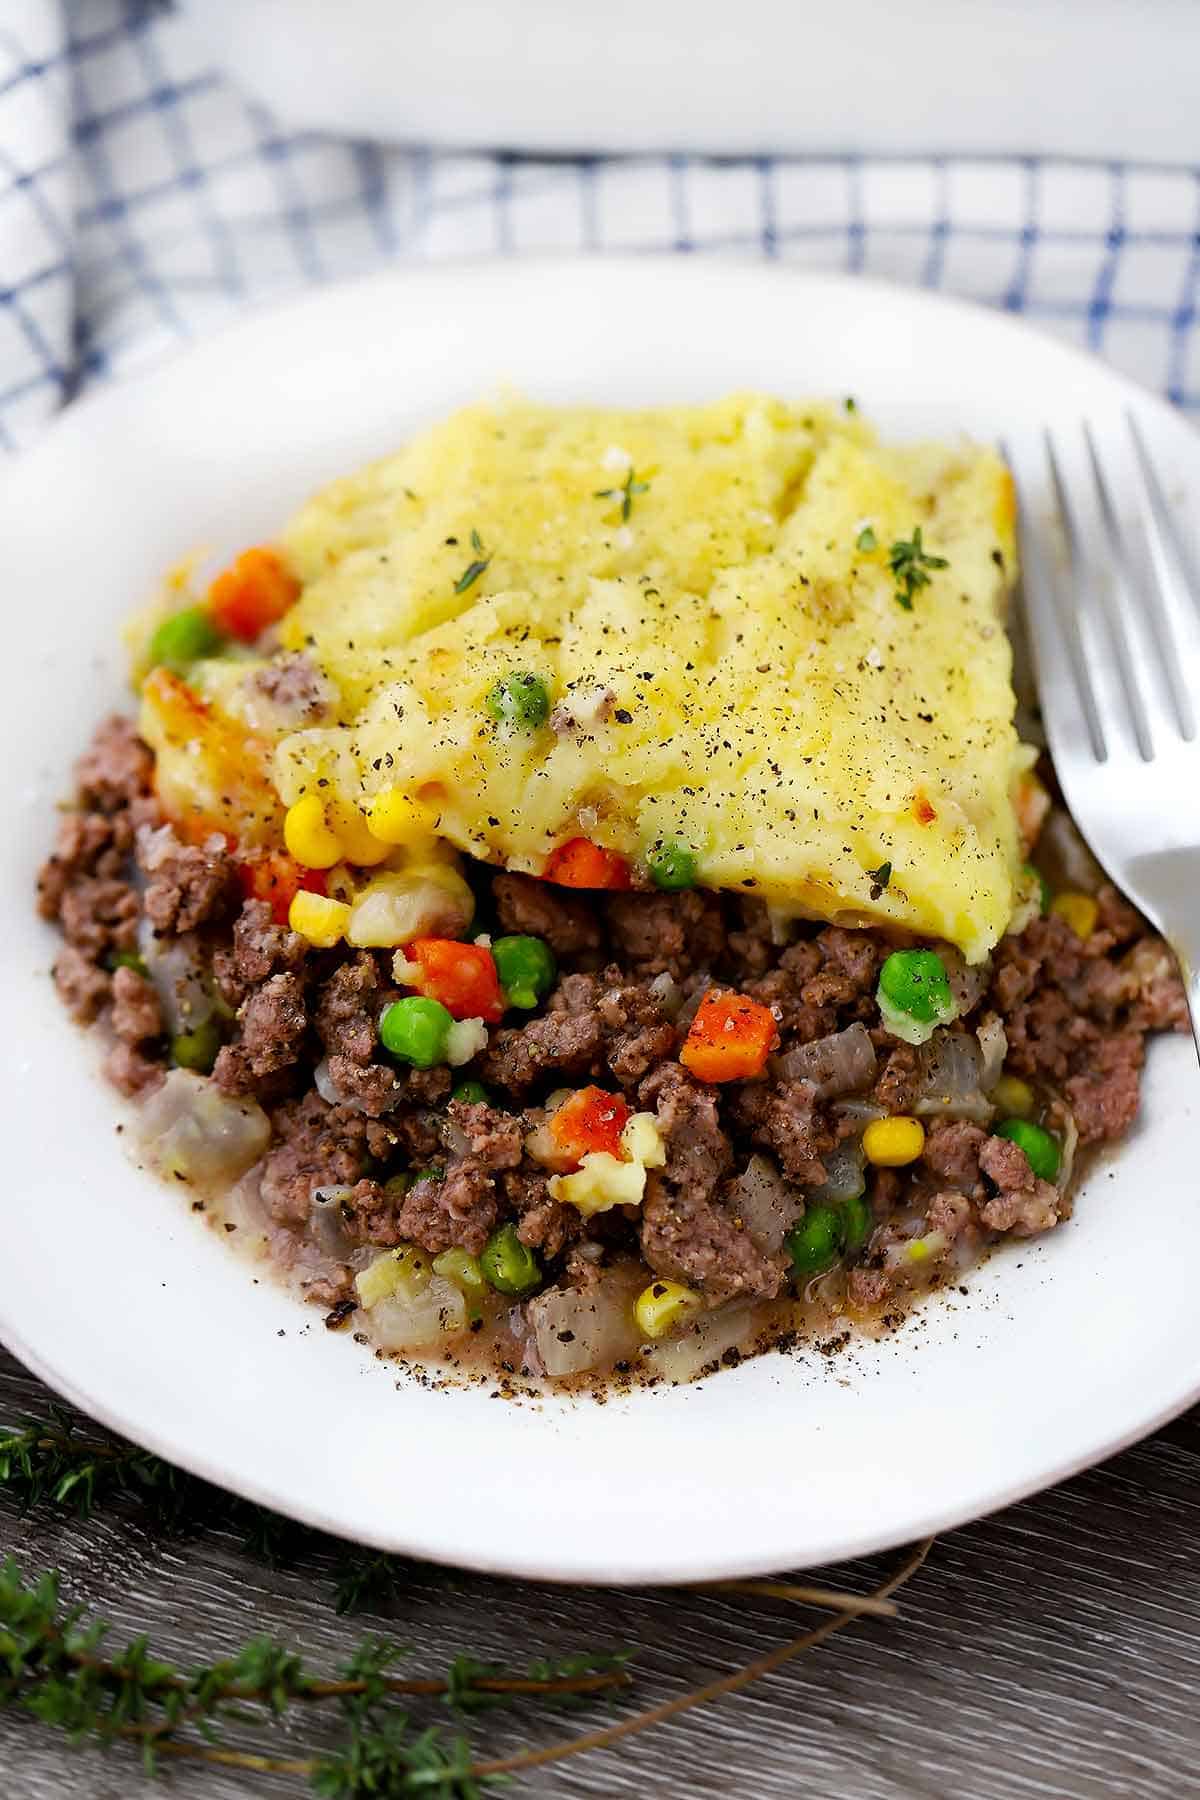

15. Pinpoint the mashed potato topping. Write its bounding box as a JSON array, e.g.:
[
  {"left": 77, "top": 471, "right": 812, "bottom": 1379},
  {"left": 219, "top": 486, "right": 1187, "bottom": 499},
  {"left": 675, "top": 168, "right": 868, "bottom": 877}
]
[{"left": 148, "top": 396, "right": 1024, "bottom": 960}]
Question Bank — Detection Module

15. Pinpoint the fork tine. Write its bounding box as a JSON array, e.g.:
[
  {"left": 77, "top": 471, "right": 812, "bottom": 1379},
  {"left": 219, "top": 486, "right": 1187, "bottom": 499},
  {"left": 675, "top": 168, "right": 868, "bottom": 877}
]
[
  {"left": 1006, "top": 438, "right": 1107, "bottom": 765},
  {"left": 1127, "top": 409, "right": 1200, "bottom": 629},
  {"left": 1034, "top": 433, "right": 1109, "bottom": 762},
  {"left": 1053, "top": 427, "right": 1153, "bottom": 763},
  {"left": 1083, "top": 422, "right": 1196, "bottom": 745}
]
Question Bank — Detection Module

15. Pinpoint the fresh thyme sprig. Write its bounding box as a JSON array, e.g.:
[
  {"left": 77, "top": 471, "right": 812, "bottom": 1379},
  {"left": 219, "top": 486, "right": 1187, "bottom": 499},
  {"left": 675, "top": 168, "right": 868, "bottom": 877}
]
[
  {"left": 0, "top": 1413, "right": 310, "bottom": 1570},
  {"left": 453, "top": 530, "right": 492, "bottom": 595},
  {"left": 0, "top": 1558, "right": 632, "bottom": 1794},
  {"left": 0, "top": 1546, "right": 928, "bottom": 1794},
  {"left": 593, "top": 465, "right": 649, "bottom": 522},
  {"left": 888, "top": 526, "right": 948, "bottom": 610}
]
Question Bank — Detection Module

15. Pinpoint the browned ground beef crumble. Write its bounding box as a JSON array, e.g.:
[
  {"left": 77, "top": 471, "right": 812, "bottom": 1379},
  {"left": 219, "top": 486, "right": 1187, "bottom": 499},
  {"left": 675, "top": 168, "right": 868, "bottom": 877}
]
[{"left": 39, "top": 716, "right": 1189, "bottom": 1362}]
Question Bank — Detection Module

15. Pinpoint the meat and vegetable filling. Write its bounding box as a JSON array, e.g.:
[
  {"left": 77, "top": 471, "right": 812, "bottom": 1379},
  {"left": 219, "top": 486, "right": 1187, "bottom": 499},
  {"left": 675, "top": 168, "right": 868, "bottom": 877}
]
[{"left": 38, "top": 712, "right": 1187, "bottom": 1385}]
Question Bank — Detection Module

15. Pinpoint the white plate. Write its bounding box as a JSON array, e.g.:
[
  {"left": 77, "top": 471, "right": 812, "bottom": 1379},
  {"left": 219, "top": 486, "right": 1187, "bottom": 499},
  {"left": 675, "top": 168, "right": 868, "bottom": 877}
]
[{"left": 2, "top": 260, "right": 1196, "bottom": 1585}]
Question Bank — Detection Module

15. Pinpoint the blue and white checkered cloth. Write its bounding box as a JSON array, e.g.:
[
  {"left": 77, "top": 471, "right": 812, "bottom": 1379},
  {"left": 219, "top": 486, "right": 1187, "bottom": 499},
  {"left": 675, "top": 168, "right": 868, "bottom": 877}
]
[{"left": 5, "top": 0, "right": 1200, "bottom": 453}]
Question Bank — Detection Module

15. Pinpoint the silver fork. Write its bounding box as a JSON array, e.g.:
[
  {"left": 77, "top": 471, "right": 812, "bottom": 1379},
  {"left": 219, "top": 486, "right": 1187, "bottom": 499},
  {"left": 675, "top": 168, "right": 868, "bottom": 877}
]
[{"left": 1010, "top": 413, "right": 1200, "bottom": 1063}]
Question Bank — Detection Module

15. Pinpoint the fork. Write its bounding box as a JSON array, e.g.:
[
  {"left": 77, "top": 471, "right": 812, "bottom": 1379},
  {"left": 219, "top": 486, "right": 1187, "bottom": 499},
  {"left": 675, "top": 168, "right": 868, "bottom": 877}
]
[{"left": 1009, "top": 413, "right": 1200, "bottom": 1064}]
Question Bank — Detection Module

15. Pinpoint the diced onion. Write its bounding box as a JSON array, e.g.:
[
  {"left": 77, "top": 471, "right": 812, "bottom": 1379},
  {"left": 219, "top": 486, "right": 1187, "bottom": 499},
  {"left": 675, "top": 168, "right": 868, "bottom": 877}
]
[
  {"left": 976, "top": 1013, "right": 1008, "bottom": 1093},
  {"left": 804, "top": 1136, "right": 868, "bottom": 1206},
  {"left": 727, "top": 1154, "right": 803, "bottom": 1252},
  {"left": 774, "top": 1023, "right": 877, "bottom": 1098},
  {"left": 368, "top": 1276, "right": 468, "bottom": 1350},
  {"left": 136, "top": 920, "right": 214, "bottom": 1036},
  {"left": 648, "top": 971, "right": 683, "bottom": 1019},
  {"left": 527, "top": 1266, "right": 644, "bottom": 1377},
  {"left": 135, "top": 1069, "right": 270, "bottom": 1185},
  {"left": 912, "top": 1032, "right": 992, "bottom": 1124},
  {"left": 642, "top": 1304, "right": 753, "bottom": 1384}
]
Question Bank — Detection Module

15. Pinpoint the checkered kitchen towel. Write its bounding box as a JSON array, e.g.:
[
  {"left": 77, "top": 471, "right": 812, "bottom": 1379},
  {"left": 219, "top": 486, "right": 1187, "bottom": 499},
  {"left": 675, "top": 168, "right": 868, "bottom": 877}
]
[{"left": 5, "top": 0, "right": 1200, "bottom": 452}]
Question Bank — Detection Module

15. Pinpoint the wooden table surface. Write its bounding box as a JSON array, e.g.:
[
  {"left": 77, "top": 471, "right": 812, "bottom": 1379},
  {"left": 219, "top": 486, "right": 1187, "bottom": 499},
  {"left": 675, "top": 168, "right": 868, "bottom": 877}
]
[{"left": 2, "top": 1343, "right": 1197, "bottom": 1799}]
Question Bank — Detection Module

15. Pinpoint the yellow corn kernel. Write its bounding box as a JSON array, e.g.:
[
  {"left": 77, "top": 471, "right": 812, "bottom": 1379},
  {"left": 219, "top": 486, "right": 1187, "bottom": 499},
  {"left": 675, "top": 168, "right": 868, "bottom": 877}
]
[
  {"left": 619, "top": 1111, "right": 666, "bottom": 1168},
  {"left": 283, "top": 794, "right": 342, "bottom": 870},
  {"left": 991, "top": 1073, "right": 1034, "bottom": 1117},
  {"left": 1050, "top": 891, "right": 1099, "bottom": 940},
  {"left": 288, "top": 890, "right": 351, "bottom": 949},
  {"left": 367, "top": 786, "right": 435, "bottom": 846},
  {"left": 863, "top": 1116, "right": 926, "bottom": 1167},
  {"left": 635, "top": 1278, "right": 704, "bottom": 1340},
  {"left": 330, "top": 802, "right": 393, "bottom": 868}
]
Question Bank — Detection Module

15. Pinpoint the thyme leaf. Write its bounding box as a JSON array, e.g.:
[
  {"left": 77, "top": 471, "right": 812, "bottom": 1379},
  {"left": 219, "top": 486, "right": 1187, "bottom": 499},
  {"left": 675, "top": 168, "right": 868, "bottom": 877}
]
[
  {"left": 593, "top": 466, "right": 649, "bottom": 523},
  {"left": 454, "top": 530, "right": 492, "bottom": 595},
  {"left": 888, "top": 527, "right": 948, "bottom": 611}
]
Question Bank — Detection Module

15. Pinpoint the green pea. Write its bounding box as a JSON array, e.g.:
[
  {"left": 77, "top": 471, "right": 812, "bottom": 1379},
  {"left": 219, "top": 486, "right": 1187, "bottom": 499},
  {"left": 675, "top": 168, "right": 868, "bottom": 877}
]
[
  {"left": 492, "top": 935, "right": 557, "bottom": 1010},
  {"left": 171, "top": 1017, "right": 221, "bottom": 1074},
  {"left": 878, "top": 948, "right": 955, "bottom": 1025},
  {"left": 378, "top": 996, "right": 454, "bottom": 1068},
  {"left": 486, "top": 671, "right": 551, "bottom": 729},
  {"left": 838, "top": 1191, "right": 872, "bottom": 1255},
  {"left": 148, "top": 606, "right": 225, "bottom": 675},
  {"left": 480, "top": 1222, "right": 542, "bottom": 1296},
  {"left": 647, "top": 842, "right": 697, "bottom": 892},
  {"left": 786, "top": 1205, "right": 844, "bottom": 1277},
  {"left": 994, "top": 1118, "right": 1061, "bottom": 1182},
  {"left": 1024, "top": 862, "right": 1052, "bottom": 916},
  {"left": 107, "top": 949, "right": 149, "bottom": 977},
  {"left": 451, "top": 1079, "right": 491, "bottom": 1107}
]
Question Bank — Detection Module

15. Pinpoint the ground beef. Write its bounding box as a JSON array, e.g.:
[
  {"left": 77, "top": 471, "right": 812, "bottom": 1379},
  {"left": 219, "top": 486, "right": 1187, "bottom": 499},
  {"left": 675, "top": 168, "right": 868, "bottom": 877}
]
[
  {"left": 801, "top": 926, "right": 882, "bottom": 1011},
  {"left": 482, "top": 1009, "right": 603, "bottom": 1096},
  {"left": 640, "top": 1063, "right": 732, "bottom": 1205},
  {"left": 729, "top": 1080, "right": 832, "bottom": 1185},
  {"left": 449, "top": 1099, "right": 524, "bottom": 1168},
  {"left": 605, "top": 890, "right": 726, "bottom": 979},
  {"left": 977, "top": 1134, "right": 1061, "bottom": 1235},
  {"left": 138, "top": 825, "right": 240, "bottom": 936},
  {"left": 925, "top": 1189, "right": 975, "bottom": 1242},
  {"left": 37, "top": 811, "right": 126, "bottom": 919},
  {"left": 989, "top": 893, "right": 1186, "bottom": 1142},
  {"left": 551, "top": 971, "right": 676, "bottom": 1086},
  {"left": 109, "top": 965, "right": 163, "bottom": 1044},
  {"left": 52, "top": 946, "right": 111, "bottom": 1023},
  {"left": 59, "top": 877, "right": 140, "bottom": 960},
  {"left": 503, "top": 1167, "right": 583, "bottom": 1257},
  {"left": 921, "top": 1120, "right": 988, "bottom": 1193},
  {"left": 640, "top": 1173, "right": 787, "bottom": 1304},
  {"left": 492, "top": 871, "right": 603, "bottom": 956},
  {"left": 725, "top": 898, "right": 779, "bottom": 980},
  {"left": 214, "top": 972, "right": 308, "bottom": 1095},
  {"left": 339, "top": 1179, "right": 405, "bottom": 1248},
  {"left": 626, "top": 1057, "right": 780, "bottom": 1324},
  {"left": 74, "top": 714, "right": 155, "bottom": 814},
  {"left": 324, "top": 1056, "right": 404, "bottom": 1116},
  {"left": 1064, "top": 1032, "right": 1144, "bottom": 1143},
  {"left": 213, "top": 900, "right": 307, "bottom": 1003},
  {"left": 259, "top": 1091, "right": 386, "bottom": 1225},
  {"left": 315, "top": 955, "right": 382, "bottom": 1064},
  {"left": 872, "top": 1043, "right": 922, "bottom": 1113},
  {"left": 396, "top": 1166, "right": 499, "bottom": 1256},
  {"left": 250, "top": 653, "right": 332, "bottom": 723},
  {"left": 104, "top": 1040, "right": 165, "bottom": 1097}
]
